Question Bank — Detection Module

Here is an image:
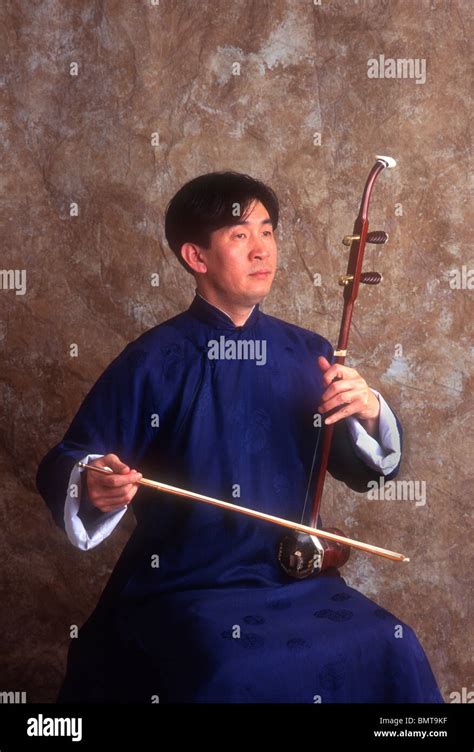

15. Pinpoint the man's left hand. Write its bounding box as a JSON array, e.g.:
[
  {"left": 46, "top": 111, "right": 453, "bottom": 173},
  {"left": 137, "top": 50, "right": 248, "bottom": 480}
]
[{"left": 317, "top": 355, "right": 380, "bottom": 426}]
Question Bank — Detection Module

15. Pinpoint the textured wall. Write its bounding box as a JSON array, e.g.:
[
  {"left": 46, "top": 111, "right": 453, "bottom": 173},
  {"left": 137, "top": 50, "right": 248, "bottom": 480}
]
[{"left": 1, "top": 0, "right": 472, "bottom": 702}]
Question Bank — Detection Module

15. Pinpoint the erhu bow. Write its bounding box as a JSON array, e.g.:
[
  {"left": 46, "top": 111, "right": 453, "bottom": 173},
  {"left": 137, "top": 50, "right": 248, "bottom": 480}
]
[
  {"left": 278, "top": 155, "right": 397, "bottom": 579},
  {"left": 79, "top": 463, "right": 408, "bottom": 563}
]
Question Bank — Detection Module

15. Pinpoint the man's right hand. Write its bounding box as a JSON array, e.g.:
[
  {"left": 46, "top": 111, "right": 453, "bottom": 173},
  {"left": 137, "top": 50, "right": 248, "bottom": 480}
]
[{"left": 85, "top": 454, "right": 142, "bottom": 513}]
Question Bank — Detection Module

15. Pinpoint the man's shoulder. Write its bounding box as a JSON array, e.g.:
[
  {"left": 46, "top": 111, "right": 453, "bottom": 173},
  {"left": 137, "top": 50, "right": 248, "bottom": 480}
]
[
  {"left": 129, "top": 310, "right": 192, "bottom": 348},
  {"left": 102, "top": 310, "right": 194, "bottom": 372},
  {"left": 260, "top": 311, "right": 334, "bottom": 357}
]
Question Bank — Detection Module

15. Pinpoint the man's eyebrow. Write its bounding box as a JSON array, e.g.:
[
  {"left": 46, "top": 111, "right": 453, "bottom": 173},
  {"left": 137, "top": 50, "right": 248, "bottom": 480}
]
[{"left": 232, "top": 218, "right": 273, "bottom": 226}]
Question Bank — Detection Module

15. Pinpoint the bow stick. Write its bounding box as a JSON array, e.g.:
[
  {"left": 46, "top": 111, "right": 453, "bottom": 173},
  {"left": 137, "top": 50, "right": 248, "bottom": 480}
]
[{"left": 79, "top": 462, "right": 409, "bottom": 563}]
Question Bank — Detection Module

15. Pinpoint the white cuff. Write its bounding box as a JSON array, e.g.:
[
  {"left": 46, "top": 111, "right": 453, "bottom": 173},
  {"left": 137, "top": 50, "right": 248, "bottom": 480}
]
[
  {"left": 346, "top": 389, "right": 401, "bottom": 475},
  {"left": 64, "top": 453, "right": 128, "bottom": 551}
]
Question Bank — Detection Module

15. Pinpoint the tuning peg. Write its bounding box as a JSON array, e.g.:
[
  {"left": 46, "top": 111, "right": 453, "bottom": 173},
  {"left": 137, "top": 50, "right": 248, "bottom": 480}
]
[
  {"left": 366, "top": 231, "right": 388, "bottom": 244},
  {"left": 360, "top": 272, "right": 382, "bottom": 284},
  {"left": 338, "top": 275, "right": 354, "bottom": 286},
  {"left": 339, "top": 272, "right": 383, "bottom": 286},
  {"left": 342, "top": 231, "right": 389, "bottom": 246},
  {"left": 342, "top": 235, "right": 359, "bottom": 246}
]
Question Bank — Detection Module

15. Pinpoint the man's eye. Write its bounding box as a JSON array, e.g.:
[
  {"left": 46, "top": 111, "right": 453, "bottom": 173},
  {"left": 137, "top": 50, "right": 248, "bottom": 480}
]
[
  {"left": 263, "top": 230, "right": 273, "bottom": 236},
  {"left": 234, "top": 233, "right": 247, "bottom": 239}
]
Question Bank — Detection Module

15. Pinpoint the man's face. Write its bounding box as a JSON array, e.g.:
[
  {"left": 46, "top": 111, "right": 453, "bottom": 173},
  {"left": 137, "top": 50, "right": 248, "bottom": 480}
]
[{"left": 184, "top": 200, "right": 277, "bottom": 308}]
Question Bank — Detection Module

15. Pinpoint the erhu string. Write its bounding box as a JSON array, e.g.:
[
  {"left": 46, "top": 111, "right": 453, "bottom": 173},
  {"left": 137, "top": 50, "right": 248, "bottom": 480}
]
[{"left": 299, "top": 253, "right": 344, "bottom": 526}]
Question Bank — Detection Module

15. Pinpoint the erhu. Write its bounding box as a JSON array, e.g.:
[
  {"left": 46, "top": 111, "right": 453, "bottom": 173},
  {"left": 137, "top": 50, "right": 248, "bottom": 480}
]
[
  {"left": 80, "top": 155, "right": 408, "bottom": 573},
  {"left": 278, "top": 154, "right": 397, "bottom": 579}
]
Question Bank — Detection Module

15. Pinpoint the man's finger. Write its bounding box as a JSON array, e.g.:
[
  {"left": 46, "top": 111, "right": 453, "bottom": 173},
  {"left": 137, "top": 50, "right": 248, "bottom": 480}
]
[
  {"left": 318, "top": 356, "right": 360, "bottom": 384},
  {"left": 317, "top": 355, "right": 331, "bottom": 372},
  {"left": 96, "top": 497, "right": 133, "bottom": 511},
  {"left": 320, "top": 363, "right": 352, "bottom": 386},
  {"left": 319, "top": 378, "right": 361, "bottom": 406},
  {"left": 94, "top": 454, "right": 130, "bottom": 474},
  {"left": 96, "top": 499, "right": 131, "bottom": 512},
  {"left": 324, "top": 402, "right": 361, "bottom": 424},
  {"left": 91, "top": 485, "right": 136, "bottom": 502},
  {"left": 320, "top": 390, "right": 367, "bottom": 424},
  {"left": 92, "top": 485, "right": 140, "bottom": 511},
  {"left": 92, "top": 471, "right": 142, "bottom": 489}
]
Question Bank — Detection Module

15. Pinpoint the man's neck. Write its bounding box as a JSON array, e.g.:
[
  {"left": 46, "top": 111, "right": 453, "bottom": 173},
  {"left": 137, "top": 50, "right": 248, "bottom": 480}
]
[{"left": 196, "top": 290, "right": 255, "bottom": 327}]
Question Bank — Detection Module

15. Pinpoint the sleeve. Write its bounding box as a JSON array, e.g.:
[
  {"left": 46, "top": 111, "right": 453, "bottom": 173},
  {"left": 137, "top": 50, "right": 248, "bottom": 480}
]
[
  {"left": 64, "top": 453, "right": 129, "bottom": 551},
  {"left": 327, "top": 411, "right": 403, "bottom": 493},
  {"left": 322, "top": 341, "right": 403, "bottom": 493},
  {"left": 36, "top": 343, "right": 156, "bottom": 541},
  {"left": 345, "top": 388, "right": 402, "bottom": 475}
]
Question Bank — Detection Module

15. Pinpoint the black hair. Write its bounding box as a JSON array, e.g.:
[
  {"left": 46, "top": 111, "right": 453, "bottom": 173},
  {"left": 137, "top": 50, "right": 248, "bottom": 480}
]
[{"left": 164, "top": 171, "right": 279, "bottom": 273}]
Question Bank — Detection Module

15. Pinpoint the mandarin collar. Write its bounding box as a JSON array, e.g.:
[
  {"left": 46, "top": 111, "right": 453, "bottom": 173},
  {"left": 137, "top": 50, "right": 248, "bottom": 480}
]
[{"left": 188, "top": 291, "right": 260, "bottom": 331}]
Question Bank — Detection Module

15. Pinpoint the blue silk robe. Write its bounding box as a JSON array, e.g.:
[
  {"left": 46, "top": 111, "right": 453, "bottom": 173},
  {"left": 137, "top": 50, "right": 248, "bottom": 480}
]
[{"left": 36, "top": 293, "right": 443, "bottom": 703}]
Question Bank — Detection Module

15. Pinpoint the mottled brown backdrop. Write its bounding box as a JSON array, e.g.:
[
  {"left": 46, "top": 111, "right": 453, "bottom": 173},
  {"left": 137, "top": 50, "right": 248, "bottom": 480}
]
[{"left": 1, "top": 0, "right": 472, "bottom": 702}]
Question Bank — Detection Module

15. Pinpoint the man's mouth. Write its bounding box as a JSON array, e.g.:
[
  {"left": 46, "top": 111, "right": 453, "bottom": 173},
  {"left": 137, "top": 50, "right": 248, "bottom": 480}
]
[{"left": 249, "top": 270, "right": 272, "bottom": 277}]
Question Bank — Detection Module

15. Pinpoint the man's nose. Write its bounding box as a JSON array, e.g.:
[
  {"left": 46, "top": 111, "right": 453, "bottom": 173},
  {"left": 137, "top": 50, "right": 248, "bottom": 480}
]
[{"left": 250, "top": 238, "right": 270, "bottom": 259}]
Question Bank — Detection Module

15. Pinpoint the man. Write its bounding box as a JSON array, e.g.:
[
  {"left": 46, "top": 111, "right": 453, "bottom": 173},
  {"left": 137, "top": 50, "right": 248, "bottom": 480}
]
[{"left": 36, "top": 171, "right": 443, "bottom": 703}]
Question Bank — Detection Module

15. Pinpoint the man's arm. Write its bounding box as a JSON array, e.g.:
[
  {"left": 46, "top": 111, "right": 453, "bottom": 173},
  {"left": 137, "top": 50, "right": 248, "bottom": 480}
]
[
  {"left": 328, "top": 392, "right": 403, "bottom": 492},
  {"left": 63, "top": 453, "right": 129, "bottom": 551},
  {"left": 36, "top": 342, "right": 157, "bottom": 549},
  {"left": 345, "top": 388, "right": 402, "bottom": 474},
  {"left": 315, "top": 349, "right": 402, "bottom": 490}
]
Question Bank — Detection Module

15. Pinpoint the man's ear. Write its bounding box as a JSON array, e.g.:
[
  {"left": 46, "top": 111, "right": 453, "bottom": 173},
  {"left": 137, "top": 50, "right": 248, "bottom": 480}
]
[{"left": 180, "top": 242, "right": 208, "bottom": 274}]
